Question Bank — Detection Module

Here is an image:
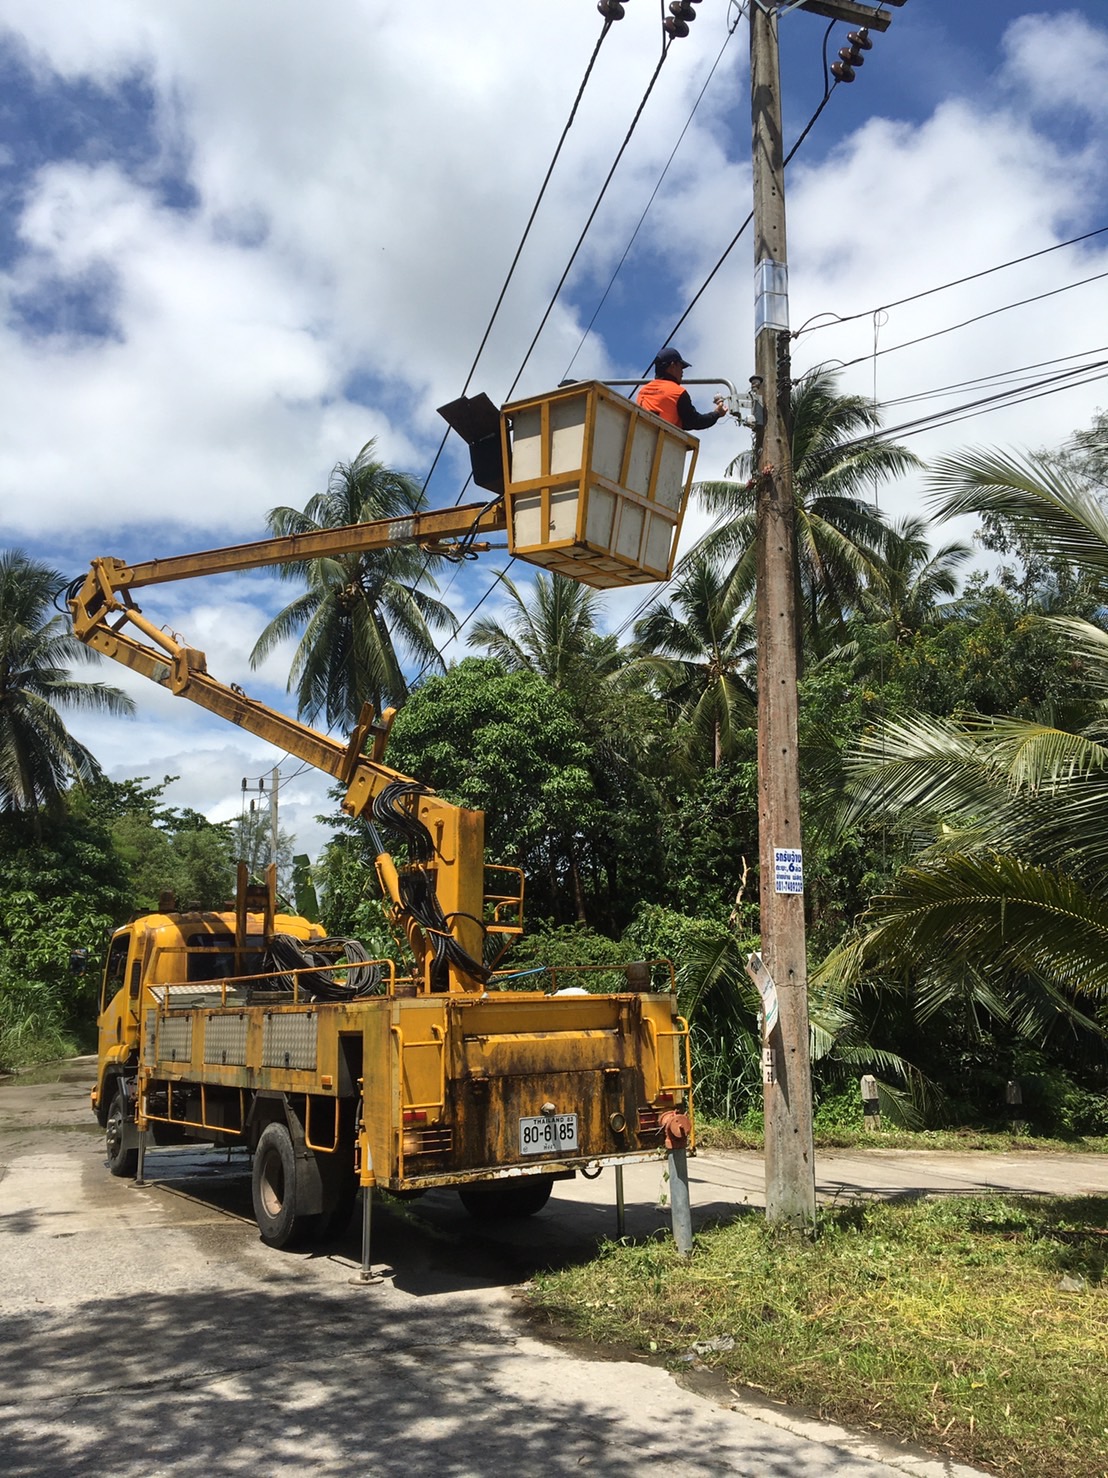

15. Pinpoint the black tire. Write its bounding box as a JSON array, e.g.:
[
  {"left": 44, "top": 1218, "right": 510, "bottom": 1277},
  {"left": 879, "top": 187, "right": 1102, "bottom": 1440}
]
[
  {"left": 457, "top": 1175, "right": 554, "bottom": 1220},
  {"left": 251, "top": 1122, "right": 320, "bottom": 1248},
  {"left": 105, "top": 1084, "right": 138, "bottom": 1179}
]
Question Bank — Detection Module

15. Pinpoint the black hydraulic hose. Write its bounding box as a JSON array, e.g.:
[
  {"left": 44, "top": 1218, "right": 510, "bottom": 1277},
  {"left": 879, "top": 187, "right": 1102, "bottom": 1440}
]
[
  {"left": 371, "top": 779, "right": 489, "bottom": 989},
  {"left": 263, "top": 935, "right": 382, "bottom": 1001}
]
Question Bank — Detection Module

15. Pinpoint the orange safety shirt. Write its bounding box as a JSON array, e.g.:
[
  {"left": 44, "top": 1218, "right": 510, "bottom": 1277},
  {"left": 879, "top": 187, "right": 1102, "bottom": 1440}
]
[{"left": 635, "top": 377, "right": 684, "bottom": 428}]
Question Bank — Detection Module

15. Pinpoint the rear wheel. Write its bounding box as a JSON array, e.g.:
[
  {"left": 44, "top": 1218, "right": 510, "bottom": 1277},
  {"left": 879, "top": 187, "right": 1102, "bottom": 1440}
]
[
  {"left": 105, "top": 1084, "right": 138, "bottom": 1179},
  {"left": 251, "top": 1122, "right": 320, "bottom": 1248},
  {"left": 457, "top": 1175, "right": 554, "bottom": 1220}
]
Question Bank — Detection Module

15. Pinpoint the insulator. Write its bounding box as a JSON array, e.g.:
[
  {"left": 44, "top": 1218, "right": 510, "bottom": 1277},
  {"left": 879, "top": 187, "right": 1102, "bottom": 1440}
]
[
  {"left": 831, "top": 59, "right": 856, "bottom": 82},
  {"left": 597, "top": 0, "right": 625, "bottom": 16},
  {"left": 664, "top": 16, "right": 690, "bottom": 36},
  {"left": 847, "top": 28, "right": 872, "bottom": 50},
  {"left": 839, "top": 44, "right": 864, "bottom": 66},
  {"left": 670, "top": 0, "right": 697, "bottom": 17}
]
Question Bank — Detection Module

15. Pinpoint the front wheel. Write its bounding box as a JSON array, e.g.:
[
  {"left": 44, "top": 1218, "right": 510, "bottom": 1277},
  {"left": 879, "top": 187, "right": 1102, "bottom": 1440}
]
[
  {"left": 105, "top": 1084, "right": 138, "bottom": 1179},
  {"left": 457, "top": 1175, "right": 554, "bottom": 1220},
  {"left": 251, "top": 1122, "right": 320, "bottom": 1249}
]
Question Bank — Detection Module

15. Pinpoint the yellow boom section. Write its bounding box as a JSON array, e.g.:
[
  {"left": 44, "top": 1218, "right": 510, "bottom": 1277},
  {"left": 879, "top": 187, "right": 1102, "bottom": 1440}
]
[{"left": 68, "top": 502, "right": 515, "bottom": 994}]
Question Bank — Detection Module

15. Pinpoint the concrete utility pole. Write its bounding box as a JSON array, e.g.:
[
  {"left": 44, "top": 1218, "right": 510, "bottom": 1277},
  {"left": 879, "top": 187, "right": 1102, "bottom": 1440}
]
[
  {"left": 747, "top": 0, "right": 897, "bottom": 1227},
  {"left": 748, "top": 0, "right": 815, "bottom": 1230}
]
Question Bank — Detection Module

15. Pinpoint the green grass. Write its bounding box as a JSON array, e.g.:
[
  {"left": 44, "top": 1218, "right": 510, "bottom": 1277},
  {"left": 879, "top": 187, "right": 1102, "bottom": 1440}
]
[
  {"left": 531, "top": 1195, "right": 1108, "bottom": 1478},
  {"left": 694, "top": 1115, "right": 1108, "bottom": 1155}
]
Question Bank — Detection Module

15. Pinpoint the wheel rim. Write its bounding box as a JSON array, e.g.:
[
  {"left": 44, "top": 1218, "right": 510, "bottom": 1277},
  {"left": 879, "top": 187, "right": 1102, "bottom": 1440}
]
[
  {"left": 259, "top": 1149, "right": 286, "bottom": 1220},
  {"left": 106, "top": 1100, "right": 124, "bottom": 1159}
]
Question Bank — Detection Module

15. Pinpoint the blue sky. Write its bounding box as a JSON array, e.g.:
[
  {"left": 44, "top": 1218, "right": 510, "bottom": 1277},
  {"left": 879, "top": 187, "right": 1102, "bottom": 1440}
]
[{"left": 2, "top": 1, "right": 1106, "bottom": 858}]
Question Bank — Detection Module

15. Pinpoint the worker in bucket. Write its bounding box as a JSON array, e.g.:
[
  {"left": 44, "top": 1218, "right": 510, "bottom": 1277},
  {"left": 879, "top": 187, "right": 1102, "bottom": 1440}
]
[{"left": 636, "top": 347, "right": 729, "bottom": 431}]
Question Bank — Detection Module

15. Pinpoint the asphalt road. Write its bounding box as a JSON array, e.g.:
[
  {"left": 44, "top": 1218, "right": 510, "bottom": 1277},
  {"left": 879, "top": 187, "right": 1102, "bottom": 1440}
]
[{"left": 5, "top": 1062, "right": 1103, "bottom": 1478}]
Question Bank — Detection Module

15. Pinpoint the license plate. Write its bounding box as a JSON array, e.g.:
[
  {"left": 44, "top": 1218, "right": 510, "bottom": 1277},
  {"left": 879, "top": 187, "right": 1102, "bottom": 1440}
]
[{"left": 519, "top": 1113, "right": 578, "bottom": 1155}]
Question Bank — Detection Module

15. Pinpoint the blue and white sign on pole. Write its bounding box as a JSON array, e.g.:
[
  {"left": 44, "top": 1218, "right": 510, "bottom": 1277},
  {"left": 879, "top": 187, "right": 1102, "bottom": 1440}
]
[{"left": 773, "top": 847, "right": 803, "bottom": 894}]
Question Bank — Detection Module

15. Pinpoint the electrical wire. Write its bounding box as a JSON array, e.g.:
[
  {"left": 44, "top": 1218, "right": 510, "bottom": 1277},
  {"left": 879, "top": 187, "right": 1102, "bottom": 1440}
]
[
  {"left": 835, "top": 359, "right": 1108, "bottom": 452},
  {"left": 659, "top": 41, "right": 841, "bottom": 356},
  {"left": 503, "top": 35, "right": 675, "bottom": 404},
  {"left": 793, "top": 225, "right": 1108, "bottom": 340},
  {"left": 829, "top": 270, "right": 1108, "bottom": 374},
  {"left": 417, "top": 15, "right": 619, "bottom": 503},
  {"left": 411, "top": 18, "right": 686, "bottom": 677},
  {"left": 873, "top": 346, "right": 1108, "bottom": 409},
  {"left": 563, "top": 8, "right": 744, "bottom": 380}
]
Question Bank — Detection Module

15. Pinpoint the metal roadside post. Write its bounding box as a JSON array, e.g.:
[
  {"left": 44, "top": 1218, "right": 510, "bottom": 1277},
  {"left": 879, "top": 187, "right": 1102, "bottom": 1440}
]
[
  {"left": 661, "top": 1110, "right": 694, "bottom": 1256},
  {"left": 133, "top": 1078, "right": 148, "bottom": 1187}
]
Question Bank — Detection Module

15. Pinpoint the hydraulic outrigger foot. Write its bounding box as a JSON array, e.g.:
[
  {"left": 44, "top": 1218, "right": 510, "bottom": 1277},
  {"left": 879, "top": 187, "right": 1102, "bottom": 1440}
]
[{"left": 349, "top": 1185, "right": 385, "bottom": 1286}]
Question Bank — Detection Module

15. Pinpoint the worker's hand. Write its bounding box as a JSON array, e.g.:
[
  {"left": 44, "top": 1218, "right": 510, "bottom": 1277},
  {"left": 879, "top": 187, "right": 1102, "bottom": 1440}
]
[{"left": 714, "top": 395, "right": 729, "bottom": 415}]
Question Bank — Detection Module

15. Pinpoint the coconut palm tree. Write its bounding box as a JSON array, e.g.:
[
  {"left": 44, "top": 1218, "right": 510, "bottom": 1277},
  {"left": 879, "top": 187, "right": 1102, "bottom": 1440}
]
[
  {"left": 821, "top": 445, "right": 1108, "bottom": 1017},
  {"left": 250, "top": 441, "right": 458, "bottom": 729},
  {"left": 0, "top": 549, "right": 134, "bottom": 813},
  {"left": 467, "top": 569, "right": 618, "bottom": 691},
  {"left": 858, "top": 515, "right": 971, "bottom": 644},
  {"left": 690, "top": 367, "right": 921, "bottom": 655},
  {"left": 632, "top": 553, "right": 757, "bottom": 768}
]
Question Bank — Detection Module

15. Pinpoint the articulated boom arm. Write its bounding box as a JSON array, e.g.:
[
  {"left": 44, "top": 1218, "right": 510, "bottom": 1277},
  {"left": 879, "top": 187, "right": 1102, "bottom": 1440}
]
[{"left": 68, "top": 502, "right": 517, "bottom": 994}]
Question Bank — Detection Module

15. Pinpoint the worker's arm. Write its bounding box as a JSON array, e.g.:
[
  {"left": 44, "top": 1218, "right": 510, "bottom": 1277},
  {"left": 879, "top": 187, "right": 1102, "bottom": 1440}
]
[{"left": 676, "top": 392, "right": 727, "bottom": 432}]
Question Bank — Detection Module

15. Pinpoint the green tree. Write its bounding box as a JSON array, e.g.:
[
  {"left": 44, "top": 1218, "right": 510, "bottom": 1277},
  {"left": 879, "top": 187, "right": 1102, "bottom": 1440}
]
[
  {"left": 0, "top": 808, "right": 131, "bottom": 1067},
  {"left": 632, "top": 553, "right": 756, "bottom": 769},
  {"left": 468, "top": 573, "right": 672, "bottom": 929},
  {"left": 250, "top": 441, "right": 458, "bottom": 729},
  {"left": 0, "top": 549, "right": 134, "bottom": 814},
  {"left": 692, "top": 368, "right": 920, "bottom": 653},
  {"left": 467, "top": 570, "right": 622, "bottom": 693},
  {"left": 815, "top": 437, "right": 1108, "bottom": 1126},
  {"left": 71, "top": 775, "right": 236, "bottom": 911},
  {"left": 857, "top": 515, "right": 971, "bottom": 645},
  {"left": 385, "top": 658, "right": 599, "bottom": 925}
]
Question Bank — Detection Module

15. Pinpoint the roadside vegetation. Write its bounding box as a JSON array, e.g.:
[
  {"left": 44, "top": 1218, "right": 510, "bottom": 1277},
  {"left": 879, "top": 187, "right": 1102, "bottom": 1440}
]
[
  {"left": 5, "top": 389, "right": 1108, "bottom": 1473},
  {"left": 4, "top": 403, "right": 1108, "bottom": 1145},
  {"left": 530, "top": 1194, "right": 1108, "bottom": 1478}
]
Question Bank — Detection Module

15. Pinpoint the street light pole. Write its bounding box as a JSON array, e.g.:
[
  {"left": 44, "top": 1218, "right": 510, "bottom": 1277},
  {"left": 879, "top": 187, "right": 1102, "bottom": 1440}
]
[{"left": 749, "top": 0, "right": 815, "bottom": 1229}]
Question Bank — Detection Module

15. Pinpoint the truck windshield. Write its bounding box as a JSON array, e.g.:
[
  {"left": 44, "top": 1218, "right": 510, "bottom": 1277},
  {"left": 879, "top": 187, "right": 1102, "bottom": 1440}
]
[{"left": 184, "top": 933, "right": 264, "bottom": 983}]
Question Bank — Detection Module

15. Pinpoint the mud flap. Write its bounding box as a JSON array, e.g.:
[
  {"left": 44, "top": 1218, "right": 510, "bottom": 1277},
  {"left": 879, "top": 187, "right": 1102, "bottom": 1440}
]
[
  {"left": 280, "top": 1099, "right": 325, "bottom": 1217},
  {"left": 247, "top": 1092, "right": 325, "bottom": 1216}
]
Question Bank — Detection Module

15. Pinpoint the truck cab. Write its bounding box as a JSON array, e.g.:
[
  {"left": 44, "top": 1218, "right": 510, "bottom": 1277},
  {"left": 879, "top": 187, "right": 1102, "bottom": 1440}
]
[{"left": 91, "top": 900, "right": 325, "bottom": 1151}]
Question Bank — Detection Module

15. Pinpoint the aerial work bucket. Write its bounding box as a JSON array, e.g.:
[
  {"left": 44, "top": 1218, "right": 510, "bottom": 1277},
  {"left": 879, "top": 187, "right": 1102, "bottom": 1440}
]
[{"left": 500, "top": 381, "right": 698, "bottom": 588}]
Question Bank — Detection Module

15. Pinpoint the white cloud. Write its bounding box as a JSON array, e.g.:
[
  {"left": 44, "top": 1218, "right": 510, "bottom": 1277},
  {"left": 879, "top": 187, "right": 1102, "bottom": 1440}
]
[
  {"left": 2, "top": 2, "right": 1106, "bottom": 856},
  {"left": 1003, "top": 10, "right": 1108, "bottom": 124}
]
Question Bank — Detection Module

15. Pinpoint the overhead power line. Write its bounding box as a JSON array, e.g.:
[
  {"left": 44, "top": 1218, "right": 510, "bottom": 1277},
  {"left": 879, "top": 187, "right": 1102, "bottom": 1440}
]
[
  {"left": 876, "top": 346, "right": 1108, "bottom": 409},
  {"left": 418, "top": 14, "right": 618, "bottom": 503},
  {"left": 794, "top": 224, "right": 1108, "bottom": 340},
  {"left": 841, "top": 358, "right": 1108, "bottom": 451},
  {"left": 829, "top": 270, "right": 1108, "bottom": 374}
]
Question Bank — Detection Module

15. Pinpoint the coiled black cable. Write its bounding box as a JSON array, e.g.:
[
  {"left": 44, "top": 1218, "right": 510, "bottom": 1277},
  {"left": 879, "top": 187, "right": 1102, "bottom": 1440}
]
[{"left": 263, "top": 934, "right": 382, "bottom": 1001}]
